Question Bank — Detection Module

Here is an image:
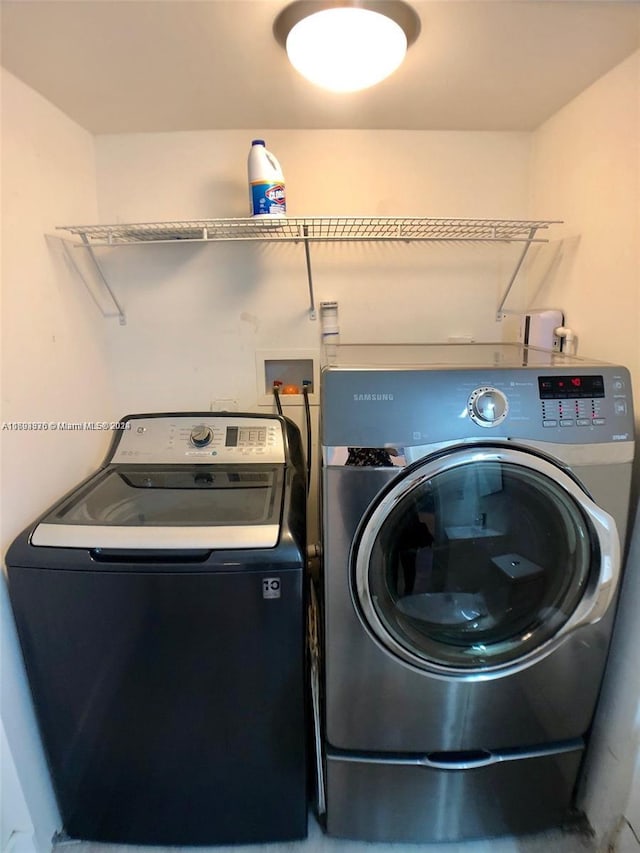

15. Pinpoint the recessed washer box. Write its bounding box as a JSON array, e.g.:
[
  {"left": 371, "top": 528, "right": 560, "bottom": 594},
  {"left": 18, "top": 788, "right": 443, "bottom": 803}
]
[{"left": 255, "top": 349, "right": 319, "bottom": 407}]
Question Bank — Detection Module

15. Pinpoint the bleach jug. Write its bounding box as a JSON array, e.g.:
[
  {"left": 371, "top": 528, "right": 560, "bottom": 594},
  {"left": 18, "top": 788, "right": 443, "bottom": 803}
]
[{"left": 248, "top": 139, "right": 286, "bottom": 217}]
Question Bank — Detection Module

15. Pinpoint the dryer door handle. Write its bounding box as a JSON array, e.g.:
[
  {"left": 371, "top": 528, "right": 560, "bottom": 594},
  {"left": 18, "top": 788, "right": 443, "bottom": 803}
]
[{"left": 560, "top": 499, "right": 621, "bottom": 633}]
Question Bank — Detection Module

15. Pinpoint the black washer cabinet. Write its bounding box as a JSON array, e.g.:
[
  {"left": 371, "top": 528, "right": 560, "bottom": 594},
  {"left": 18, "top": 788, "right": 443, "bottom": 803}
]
[{"left": 6, "top": 413, "right": 308, "bottom": 845}]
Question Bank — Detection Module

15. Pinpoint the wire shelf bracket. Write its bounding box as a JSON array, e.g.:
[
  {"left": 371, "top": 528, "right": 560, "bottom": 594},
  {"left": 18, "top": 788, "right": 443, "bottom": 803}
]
[
  {"left": 56, "top": 216, "right": 561, "bottom": 322},
  {"left": 57, "top": 235, "right": 127, "bottom": 325}
]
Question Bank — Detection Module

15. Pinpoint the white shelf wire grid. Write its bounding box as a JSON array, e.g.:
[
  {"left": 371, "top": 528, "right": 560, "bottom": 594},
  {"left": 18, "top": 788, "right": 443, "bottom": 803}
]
[{"left": 58, "top": 217, "right": 560, "bottom": 246}]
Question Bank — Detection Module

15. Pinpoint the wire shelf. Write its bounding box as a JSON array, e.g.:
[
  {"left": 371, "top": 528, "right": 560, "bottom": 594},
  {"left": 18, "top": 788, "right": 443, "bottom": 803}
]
[
  {"left": 58, "top": 216, "right": 559, "bottom": 246},
  {"left": 55, "top": 216, "right": 561, "bottom": 324}
]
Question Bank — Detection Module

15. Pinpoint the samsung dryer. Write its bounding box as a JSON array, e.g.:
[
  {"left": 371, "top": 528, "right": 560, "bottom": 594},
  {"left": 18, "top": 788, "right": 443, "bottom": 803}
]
[
  {"left": 320, "top": 344, "right": 634, "bottom": 842},
  {"left": 6, "top": 413, "right": 308, "bottom": 845}
]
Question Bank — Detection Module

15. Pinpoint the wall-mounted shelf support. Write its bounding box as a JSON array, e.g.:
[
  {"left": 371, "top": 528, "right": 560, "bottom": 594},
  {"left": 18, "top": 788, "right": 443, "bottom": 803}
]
[
  {"left": 56, "top": 217, "right": 561, "bottom": 322},
  {"left": 302, "top": 225, "right": 316, "bottom": 320},
  {"left": 59, "top": 236, "right": 127, "bottom": 324},
  {"left": 495, "top": 225, "right": 539, "bottom": 321}
]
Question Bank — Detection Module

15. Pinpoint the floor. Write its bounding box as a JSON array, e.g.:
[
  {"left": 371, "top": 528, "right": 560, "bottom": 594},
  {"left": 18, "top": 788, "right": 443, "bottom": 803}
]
[{"left": 56, "top": 812, "right": 596, "bottom": 853}]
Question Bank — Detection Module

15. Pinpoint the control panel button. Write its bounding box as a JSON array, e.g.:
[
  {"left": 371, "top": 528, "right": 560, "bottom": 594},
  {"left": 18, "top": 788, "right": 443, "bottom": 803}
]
[
  {"left": 592, "top": 418, "right": 606, "bottom": 426},
  {"left": 560, "top": 420, "right": 575, "bottom": 427},
  {"left": 190, "top": 425, "right": 214, "bottom": 448},
  {"left": 468, "top": 387, "right": 509, "bottom": 428},
  {"left": 576, "top": 419, "right": 591, "bottom": 427},
  {"left": 614, "top": 400, "right": 628, "bottom": 415},
  {"left": 543, "top": 419, "right": 558, "bottom": 427}
]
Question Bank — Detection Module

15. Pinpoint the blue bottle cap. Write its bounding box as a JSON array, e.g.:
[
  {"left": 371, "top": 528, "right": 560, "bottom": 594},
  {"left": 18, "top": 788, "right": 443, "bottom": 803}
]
[{"left": 252, "top": 139, "right": 266, "bottom": 146}]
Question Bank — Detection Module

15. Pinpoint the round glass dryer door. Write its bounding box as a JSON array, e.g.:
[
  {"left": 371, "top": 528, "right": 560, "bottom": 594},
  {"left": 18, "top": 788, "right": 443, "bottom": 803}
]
[{"left": 353, "top": 446, "right": 619, "bottom": 675}]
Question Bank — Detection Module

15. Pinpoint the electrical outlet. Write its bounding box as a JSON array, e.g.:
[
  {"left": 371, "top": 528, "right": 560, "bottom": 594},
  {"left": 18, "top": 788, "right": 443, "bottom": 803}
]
[{"left": 210, "top": 398, "right": 238, "bottom": 412}]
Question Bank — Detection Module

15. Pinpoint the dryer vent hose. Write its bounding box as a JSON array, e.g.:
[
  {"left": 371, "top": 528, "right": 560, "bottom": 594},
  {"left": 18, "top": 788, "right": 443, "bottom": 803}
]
[{"left": 554, "top": 325, "right": 577, "bottom": 355}]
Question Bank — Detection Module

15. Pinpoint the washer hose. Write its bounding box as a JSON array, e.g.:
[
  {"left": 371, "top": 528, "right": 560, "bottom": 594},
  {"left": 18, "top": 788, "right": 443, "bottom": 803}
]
[
  {"left": 272, "top": 382, "right": 283, "bottom": 416},
  {"left": 302, "top": 381, "right": 312, "bottom": 495}
]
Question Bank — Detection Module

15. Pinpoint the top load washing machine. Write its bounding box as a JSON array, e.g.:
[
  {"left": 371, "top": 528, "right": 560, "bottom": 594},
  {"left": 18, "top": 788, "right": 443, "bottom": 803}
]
[
  {"left": 320, "top": 344, "right": 634, "bottom": 843},
  {"left": 6, "top": 412, "right": 308, "bottom": 846}
]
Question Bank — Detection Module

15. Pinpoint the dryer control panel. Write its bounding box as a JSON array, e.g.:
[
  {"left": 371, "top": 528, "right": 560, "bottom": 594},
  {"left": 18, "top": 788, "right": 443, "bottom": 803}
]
[
  {"left": 322, "top": 362, "right": 635, "bottom": 449},
  {"left": 536, "top": 373, "right": 626, "bottom": 429},
  {"left": 110, "top": 414, "right": 286, "bottom": 464}
]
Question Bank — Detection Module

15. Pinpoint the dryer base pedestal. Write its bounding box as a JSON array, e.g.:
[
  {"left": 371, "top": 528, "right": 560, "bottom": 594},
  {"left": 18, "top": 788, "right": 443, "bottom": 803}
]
[{"left": 325, "top": 742, "right": 583, "bottom": 843}]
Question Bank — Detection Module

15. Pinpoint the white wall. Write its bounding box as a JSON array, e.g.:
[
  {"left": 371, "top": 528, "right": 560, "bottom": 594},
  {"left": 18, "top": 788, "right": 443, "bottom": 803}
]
[
  {"left": 0, "top": 69, "right": 115, "bottom": 853},
  {"left": 1, "top": 720, "right": 33, "bottom": 853},
  {"left": 529, "top": 51, "right": 640, "bottom": 394},
  {"left": 529, "top": 51, "right": 640, "bottom": 850},
  {"left": 94, "top": 129, "right": 532, "bottom": 407}
]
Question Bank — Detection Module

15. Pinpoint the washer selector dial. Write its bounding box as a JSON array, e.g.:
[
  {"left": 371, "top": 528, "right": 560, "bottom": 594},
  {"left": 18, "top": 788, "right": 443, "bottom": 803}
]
[
  {"left": 190, "top": 425, "right": 214, "bottom": 447},
  {"left": 468, "top": 387, "right": 509, "bottom": 427}
]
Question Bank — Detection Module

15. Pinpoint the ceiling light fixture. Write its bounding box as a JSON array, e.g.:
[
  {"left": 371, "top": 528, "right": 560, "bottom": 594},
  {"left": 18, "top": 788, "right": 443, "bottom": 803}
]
[{"left": 273, "top": 1, "right": 421, "bottom": 93}]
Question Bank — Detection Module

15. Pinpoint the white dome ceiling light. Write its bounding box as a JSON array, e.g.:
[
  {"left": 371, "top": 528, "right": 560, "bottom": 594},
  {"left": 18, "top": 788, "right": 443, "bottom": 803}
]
[{"left": 273, "top": 1, "right": 421, "bottom": 93}]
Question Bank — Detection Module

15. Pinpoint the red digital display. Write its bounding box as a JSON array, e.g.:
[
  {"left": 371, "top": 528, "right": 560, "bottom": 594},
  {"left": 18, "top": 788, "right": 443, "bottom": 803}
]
[{"left": 538, "top": 375, "right": 604, "bottom": 399}]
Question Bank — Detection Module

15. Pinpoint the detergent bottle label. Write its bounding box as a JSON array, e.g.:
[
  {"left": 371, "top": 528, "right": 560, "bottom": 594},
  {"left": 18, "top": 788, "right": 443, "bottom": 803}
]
[{"left": 251, "top": 181, "right": 286, "bottom": 216}]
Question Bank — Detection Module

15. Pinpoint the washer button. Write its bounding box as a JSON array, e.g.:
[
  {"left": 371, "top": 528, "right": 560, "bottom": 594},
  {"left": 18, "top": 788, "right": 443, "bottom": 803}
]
[
  {"left": 560, "top": 419, "right": 574, "bottom": 427},
  {"left": 576, "top": 418, "right": 591, "bottom": 426},
  {"left": 592, "top": 418, "right": 606, "bottom": 426},
  {"left": 543, "top": 419, "right": 558, "bottom": 427},
  {"left": 614, "top": 400, "right": 628, "bottom": 415}
]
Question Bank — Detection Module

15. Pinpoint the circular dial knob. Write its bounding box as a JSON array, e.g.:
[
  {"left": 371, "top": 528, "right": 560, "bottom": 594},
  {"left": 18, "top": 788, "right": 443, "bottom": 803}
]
[
  {"left": 468, "top": 387, "right": 509, "bottom": 427},
  {"left": 190, "top": 425, "right": 213, "bottom": 447}
]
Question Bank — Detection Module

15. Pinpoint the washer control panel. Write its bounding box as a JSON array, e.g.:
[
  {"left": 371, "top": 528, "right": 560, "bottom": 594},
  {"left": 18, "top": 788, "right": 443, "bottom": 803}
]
[{"left": 111, "top": 415, "right": 285, "bottom": 464}]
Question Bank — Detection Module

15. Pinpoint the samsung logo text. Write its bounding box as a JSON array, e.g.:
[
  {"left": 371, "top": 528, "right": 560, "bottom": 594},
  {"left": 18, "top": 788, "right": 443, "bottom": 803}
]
[{"left": 353, "top": 393, "right": 395, "bottom": 402}]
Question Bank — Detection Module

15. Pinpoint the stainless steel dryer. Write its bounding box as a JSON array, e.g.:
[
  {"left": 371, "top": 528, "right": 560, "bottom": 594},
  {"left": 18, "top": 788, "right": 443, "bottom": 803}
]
[
  {"left": 320, "top": 344, "right": 634, "bottom": 842},
  {"left": 7, "top": 413, "right": 308, "bottom": 845}
]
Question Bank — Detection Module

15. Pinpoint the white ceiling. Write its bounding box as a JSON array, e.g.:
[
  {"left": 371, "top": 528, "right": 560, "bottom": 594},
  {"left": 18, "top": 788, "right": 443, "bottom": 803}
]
[{"left": 1, "top": 0, "right": 639, "bottom": 134}]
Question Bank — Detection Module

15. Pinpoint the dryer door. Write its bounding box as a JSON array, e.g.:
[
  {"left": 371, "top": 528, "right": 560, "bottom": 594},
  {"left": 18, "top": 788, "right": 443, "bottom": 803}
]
[{"left": 353, "top": 445, "right": 619, "bottom": 676}]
